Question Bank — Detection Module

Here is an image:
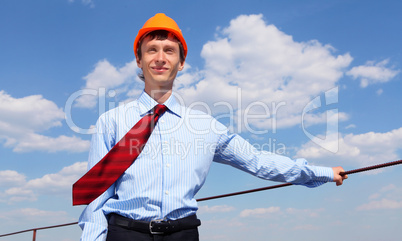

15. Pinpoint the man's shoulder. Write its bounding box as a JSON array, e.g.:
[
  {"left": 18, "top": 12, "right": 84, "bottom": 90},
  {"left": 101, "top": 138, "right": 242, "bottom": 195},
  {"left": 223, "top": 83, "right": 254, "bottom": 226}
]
[
  {"left": 181, "top": 105, "right": 228, "bottom": 133},
  {"left": 182, "top": 105, "right": 214, "bottom": 119}
]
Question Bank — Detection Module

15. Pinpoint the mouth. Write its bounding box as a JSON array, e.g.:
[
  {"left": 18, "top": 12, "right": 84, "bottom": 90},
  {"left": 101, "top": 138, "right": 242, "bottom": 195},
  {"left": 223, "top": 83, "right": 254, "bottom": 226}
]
[{"left": 151, "top": 66, "right": 169, "bottom": 73}]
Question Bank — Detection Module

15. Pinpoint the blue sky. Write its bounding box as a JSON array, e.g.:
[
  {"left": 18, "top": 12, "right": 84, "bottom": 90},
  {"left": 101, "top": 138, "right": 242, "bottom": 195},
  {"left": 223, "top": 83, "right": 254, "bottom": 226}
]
[{"left": 0, "top": 0, "right": 401, "bottom": 240}]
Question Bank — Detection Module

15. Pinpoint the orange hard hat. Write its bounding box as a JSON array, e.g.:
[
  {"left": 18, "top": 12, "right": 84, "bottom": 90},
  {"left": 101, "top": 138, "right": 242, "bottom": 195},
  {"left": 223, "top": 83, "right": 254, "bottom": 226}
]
[{"left": 133, "top": 13, "right": 187, "bottom": 59}]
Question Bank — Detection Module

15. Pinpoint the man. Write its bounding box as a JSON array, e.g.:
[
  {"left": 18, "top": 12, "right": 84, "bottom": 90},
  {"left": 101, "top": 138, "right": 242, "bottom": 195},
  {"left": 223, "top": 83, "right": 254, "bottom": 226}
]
[{"left": 76, "top": 13, "right": 347, "bottom": 241}]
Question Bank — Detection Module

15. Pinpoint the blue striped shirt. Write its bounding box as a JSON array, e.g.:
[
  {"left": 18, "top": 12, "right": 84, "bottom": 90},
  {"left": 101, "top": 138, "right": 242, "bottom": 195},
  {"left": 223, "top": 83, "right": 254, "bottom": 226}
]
[{"left": 78, "top": 91, "right": 334, "bottom": 241}]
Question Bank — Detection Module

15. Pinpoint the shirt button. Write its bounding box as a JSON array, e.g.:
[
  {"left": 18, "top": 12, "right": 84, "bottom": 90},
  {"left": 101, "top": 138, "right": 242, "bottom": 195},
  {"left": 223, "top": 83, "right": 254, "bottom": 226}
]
[
  {"left": 165, "top": 191, "right": 169, "bottom": 195},
  {"left": 166, "top": 163, "right": 171, "bottom": 168},
  {"left": 160, "top": 119, "right": 165, "bottom": 123}
]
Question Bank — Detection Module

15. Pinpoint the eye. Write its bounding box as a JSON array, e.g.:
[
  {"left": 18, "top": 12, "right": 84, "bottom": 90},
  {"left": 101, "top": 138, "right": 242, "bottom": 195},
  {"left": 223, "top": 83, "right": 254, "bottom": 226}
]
[
  {"left": 165, "top": 48, "right": 175, "bottom": 54},
  {"left": 147, "top": 47, "right": 157, "bottom": 53}
]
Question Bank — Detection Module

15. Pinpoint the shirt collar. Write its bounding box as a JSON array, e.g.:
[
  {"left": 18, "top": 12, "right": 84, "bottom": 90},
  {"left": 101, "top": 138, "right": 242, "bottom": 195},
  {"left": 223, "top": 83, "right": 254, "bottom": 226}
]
[{"left": 137, "top": 91, "right": 182, "bottom": 118}]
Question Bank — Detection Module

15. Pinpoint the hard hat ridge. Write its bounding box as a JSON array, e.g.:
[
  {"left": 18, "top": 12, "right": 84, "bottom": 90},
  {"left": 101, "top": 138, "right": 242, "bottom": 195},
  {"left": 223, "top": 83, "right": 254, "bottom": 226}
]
[{"left": 133, "top": 13, "right": 187, "bottom": 59}]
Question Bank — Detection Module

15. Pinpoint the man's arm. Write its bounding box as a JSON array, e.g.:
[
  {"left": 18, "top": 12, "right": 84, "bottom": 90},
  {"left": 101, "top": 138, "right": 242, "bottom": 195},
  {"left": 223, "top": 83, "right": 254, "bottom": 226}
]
[
  {"left": 214, "top": 132, "right": 345, "bottom": 187},
  {"left": 78, "top": 187, "right": 115, "bottom": 241},
  {"left": 78, "top": 115, "right": 116, "bottom": 241}
]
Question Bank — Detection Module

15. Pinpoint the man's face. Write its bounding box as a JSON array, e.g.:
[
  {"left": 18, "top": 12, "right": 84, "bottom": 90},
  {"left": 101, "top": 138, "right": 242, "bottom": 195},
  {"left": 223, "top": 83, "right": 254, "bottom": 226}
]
[{"left": 136, "top": 34, "right": 185, "bottom": 92}]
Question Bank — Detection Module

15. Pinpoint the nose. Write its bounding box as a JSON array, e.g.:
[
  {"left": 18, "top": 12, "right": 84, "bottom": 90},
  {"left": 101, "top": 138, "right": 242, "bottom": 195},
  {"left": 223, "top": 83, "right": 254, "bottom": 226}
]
[{"left": 155, "top": 50, "right": 166, "bottom": 64}]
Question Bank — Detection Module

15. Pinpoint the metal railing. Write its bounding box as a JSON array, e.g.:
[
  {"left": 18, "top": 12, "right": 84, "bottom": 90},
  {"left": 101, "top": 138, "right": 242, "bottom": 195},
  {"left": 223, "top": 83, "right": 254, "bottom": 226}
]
[
  {"left": 0, "top": 222, "right": 78, "bottom": 241},
  {"left": 1, "top": 160, "right": 401, "bottom": 240}
]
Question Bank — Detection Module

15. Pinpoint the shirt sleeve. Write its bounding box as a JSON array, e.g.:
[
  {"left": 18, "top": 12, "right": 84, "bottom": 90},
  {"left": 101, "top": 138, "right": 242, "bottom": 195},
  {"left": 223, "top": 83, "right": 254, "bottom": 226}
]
[
  {"left": 78, "top": 115, "right": 117, "bottom": 241},
  {"left": 213, "top": 132, "right": 334, "bottom": 187}
]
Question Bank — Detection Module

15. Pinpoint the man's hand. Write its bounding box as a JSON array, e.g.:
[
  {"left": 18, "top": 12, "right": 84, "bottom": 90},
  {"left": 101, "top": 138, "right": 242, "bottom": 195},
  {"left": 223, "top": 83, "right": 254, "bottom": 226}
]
[{"left": 332, "top": 166, "right": 348, "bottom": 186}]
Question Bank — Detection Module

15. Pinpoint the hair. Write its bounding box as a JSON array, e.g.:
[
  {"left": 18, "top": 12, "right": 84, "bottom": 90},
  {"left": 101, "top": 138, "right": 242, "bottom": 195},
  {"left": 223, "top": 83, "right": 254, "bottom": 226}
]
[{"left": 136, "top": 30, "right": 185, "bottom": 81}]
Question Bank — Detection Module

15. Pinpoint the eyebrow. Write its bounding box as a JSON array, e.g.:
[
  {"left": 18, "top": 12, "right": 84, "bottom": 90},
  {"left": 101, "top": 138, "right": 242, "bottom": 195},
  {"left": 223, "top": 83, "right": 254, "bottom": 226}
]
[{"left": 144, "top": 41, "right": 179, "bottom": 50}]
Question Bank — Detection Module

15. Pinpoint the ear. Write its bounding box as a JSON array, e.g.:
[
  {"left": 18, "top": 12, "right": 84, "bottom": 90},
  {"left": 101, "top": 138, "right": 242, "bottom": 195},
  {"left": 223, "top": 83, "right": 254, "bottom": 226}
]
[
  {"left": 178, "top": 60, "right": 185, "bottom": 71},
  {"left": 136, "top": 56, "right": 142, "bottom": 68}
]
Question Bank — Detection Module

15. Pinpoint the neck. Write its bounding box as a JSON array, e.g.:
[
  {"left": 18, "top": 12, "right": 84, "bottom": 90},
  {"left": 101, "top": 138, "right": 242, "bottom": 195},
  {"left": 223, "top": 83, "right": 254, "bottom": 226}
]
[{"left": 145, "top": 88, "right": 172, "bottom": 104}]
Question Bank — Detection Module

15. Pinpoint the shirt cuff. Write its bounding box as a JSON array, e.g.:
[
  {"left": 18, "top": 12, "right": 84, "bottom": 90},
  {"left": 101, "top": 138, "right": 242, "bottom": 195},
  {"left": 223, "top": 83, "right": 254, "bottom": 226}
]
[
  {"left": 295, "top": 159, "right": 334, "bottom": 188},
  {"left": 313, "top": 166, "right": 334, "bottom": 183}
]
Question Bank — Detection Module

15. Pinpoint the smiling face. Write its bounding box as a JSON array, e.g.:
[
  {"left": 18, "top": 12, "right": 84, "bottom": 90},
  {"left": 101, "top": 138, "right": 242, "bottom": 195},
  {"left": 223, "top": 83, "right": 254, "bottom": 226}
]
[{"left": 136, "top": 33, "right": 185, "bottom": 99}]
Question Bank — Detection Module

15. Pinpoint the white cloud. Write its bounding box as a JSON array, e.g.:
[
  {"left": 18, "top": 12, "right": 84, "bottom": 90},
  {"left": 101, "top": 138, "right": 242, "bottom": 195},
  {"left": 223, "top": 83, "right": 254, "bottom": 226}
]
[
  {"left": 3, "top": 187, "right": 36, "bottom": 202},
  {"left": 357, "top": 184, "right": 402, "bottom": 211},
  {"left": 0, "top": 91, "right": 64, "bottom": 132},
  {"left": 296, "top": 127, "right": 402, "bottom": 167},
  {"left": 357, "top": 198, "right": 402, "bottom": 211},
  {"left": 293, "top": 224, "right": 320, "bottom": 230},
  {"left": 198, "top": 205, "right": 235, "bottom": 214},
  {"left": 239, "top": 206, "right": 280, "bottom": 217},
  {"left": 68, "top": 0, "right": 95, "bottom": 8},
  {"left": 27, "top": 162, "right": 87, "bottom": 195},
  {"left": 376, "top": 88, "right": 383, "bottom": 95},
  {"left": 12, "top": 133, "right": 89, "bottom": 153},
  {"left": 0, "top": 162, "right": 87, "bottom": 203},
  {"left": 345, "top": 124, "right": 356, "bottom": 129},
  {"left": 0, "top": 207, "right": 67, "bottom": 218},
  {"left": 0, "top": 208, "right": 72, "bottom": 224},
  {"left": 239, "top": 207, "right": 324, "bottom": 219},
  {"left": 175, "top": 14, "right": 352, "bottom": 132},
  {"left": 346, "top": 59, "right": 400, "bottom": 88},
  {"left": 0, "top": 91, "right": 90, "bottom": 153},
  {"left": 285, "top": 207, "right": 324, "bottom": 218},
  {"left": 0, "top": 170, "right": 26, "bottom": 187},
  {"left": 82, "top": 0, "right": 95, "bottom": 7},
  {"left": 74, "top": 59, "right": 141, "bottom": 108}
]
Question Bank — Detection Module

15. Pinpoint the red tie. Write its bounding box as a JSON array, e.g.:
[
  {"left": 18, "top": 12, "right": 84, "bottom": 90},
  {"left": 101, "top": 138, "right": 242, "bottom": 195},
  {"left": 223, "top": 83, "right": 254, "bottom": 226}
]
[{"left": 72, "top": 104, "right": 168, "bottom": 206}]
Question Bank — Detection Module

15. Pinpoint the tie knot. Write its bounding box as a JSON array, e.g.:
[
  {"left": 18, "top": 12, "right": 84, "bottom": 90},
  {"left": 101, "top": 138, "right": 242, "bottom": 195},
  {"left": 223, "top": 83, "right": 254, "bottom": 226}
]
[{"left": 153, "top": 104, "right": 167, "bottom": 116}]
